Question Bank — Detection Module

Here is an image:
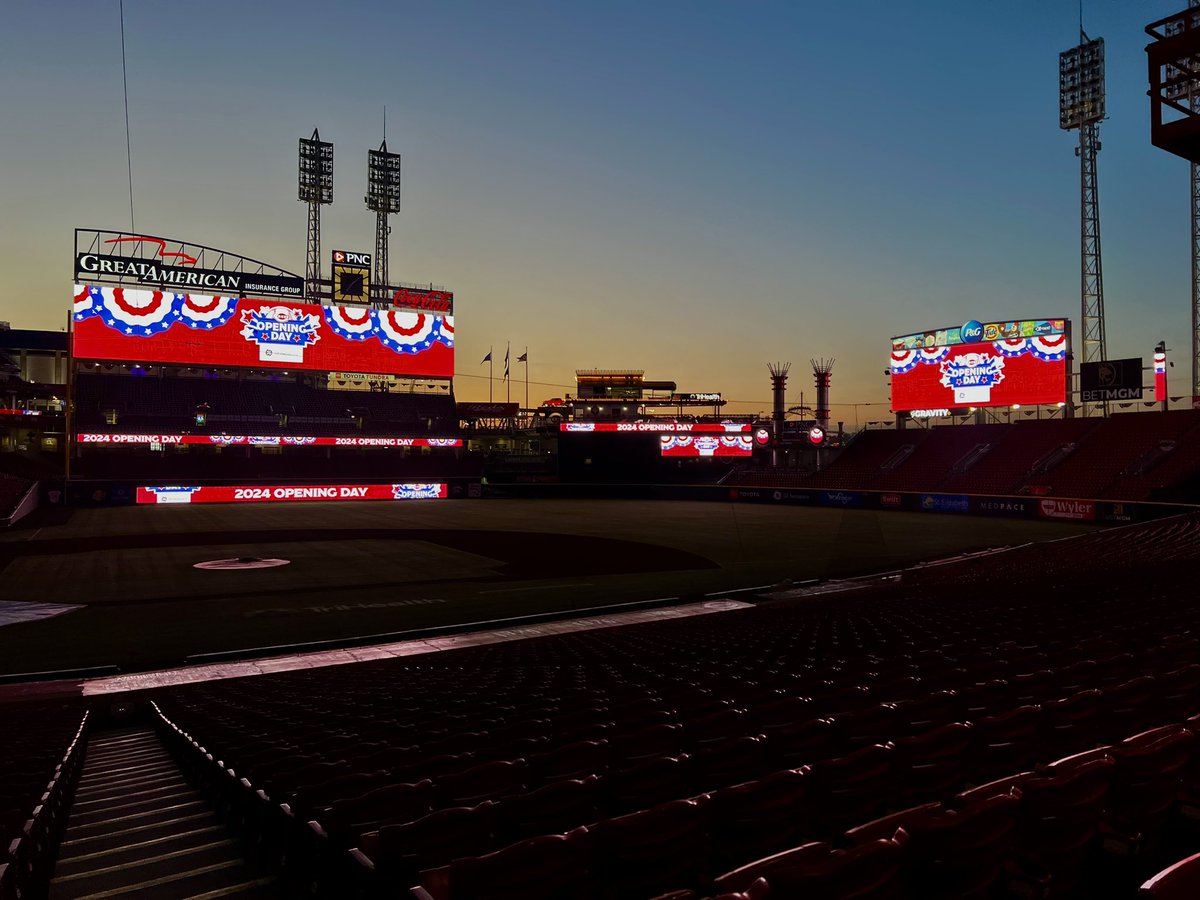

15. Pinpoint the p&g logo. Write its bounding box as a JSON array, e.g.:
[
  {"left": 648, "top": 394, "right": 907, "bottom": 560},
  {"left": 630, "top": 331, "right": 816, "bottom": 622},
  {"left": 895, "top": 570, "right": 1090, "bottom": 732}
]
[{"left": 961, "top": 320, "right": 983, "bottom": 342}]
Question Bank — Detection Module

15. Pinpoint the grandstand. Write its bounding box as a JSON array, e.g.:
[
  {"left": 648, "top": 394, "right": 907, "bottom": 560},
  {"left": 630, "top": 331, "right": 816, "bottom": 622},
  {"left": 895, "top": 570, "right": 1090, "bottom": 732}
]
[
  {"left": 4, "top": 513, "right": 1200, "bottom": 898},
  {"left": 731, "top": 409, "right": 1200, "bottom": 505}
]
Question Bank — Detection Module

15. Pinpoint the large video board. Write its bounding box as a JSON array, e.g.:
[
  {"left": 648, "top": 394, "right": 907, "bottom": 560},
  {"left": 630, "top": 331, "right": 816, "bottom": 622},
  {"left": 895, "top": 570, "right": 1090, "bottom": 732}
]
[
  {"left": 72, "top": 284, "right": 453, "bottom": 378},
  {"left": 890, "top": 320, "right": 1068, "bottom": 412}
]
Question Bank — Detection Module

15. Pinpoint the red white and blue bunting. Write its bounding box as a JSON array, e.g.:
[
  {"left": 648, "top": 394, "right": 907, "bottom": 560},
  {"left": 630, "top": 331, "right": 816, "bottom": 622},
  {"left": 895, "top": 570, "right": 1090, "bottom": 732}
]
[
  {"left": 324, "top": 305, "right": 376, "bottom": 341},
  {"left": 177, "top": 294, "right": 237, "bottom": 330},
  {"left": 73, "top": 284, "right": 451, "bottom": 359},
  {"left": 91, "top": 286, "right": 180, "bottom": 336},
  {"left": 375, "top": 310, "right": 439, "bottom": 354},
  {"left": 891, "top": 335, "right": 1068, "bottom": 373}
]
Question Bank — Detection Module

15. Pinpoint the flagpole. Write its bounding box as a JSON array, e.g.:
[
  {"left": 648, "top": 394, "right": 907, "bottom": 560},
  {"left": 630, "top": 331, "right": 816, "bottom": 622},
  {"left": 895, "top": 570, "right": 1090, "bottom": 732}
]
[
  {"left": 489, "top": 347, "right": 493, "bottom": 402},
  {"left": 524, "top": 346, "right": 529, "bottom": 411},
  {"left": 506, "top": 342, "right": 511, "bottom": 403}
]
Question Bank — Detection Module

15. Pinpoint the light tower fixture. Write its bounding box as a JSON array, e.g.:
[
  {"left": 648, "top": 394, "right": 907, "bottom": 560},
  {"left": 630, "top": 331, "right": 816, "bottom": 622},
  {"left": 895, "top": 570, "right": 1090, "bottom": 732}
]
[
  {"left": 298, "top": 129, "right": 334, "bottom": 293},
  {"left": 366, "top": 140, "right": 402, "bottom": 304},
  {"left": 1059, "top": 34, "right": 1107, "bottom": 413}
]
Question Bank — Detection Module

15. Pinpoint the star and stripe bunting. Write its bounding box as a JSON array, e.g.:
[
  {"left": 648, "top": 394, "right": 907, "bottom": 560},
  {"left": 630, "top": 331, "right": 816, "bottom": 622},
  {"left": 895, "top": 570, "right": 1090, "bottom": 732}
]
[
  {"left": 375, "top": 310, "right": 439, "bottom": 354},
  {"left": 97, "top": 287, "right": 180, "bottom": 336},
  {"left": 324, "top": 305, "right": 377, "bottom": 341},
  {"left": 891, "top": 336, "right": 1068, "bottom": 373},
  {"left": 177, "top": 294, "right": 238, "bottom": 330}
]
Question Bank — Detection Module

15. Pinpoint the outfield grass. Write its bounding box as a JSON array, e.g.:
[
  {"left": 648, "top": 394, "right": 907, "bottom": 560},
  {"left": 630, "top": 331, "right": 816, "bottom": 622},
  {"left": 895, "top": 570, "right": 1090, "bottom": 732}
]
[{"left": 0, "top": 500, "right": 1094, "bottom": 676}]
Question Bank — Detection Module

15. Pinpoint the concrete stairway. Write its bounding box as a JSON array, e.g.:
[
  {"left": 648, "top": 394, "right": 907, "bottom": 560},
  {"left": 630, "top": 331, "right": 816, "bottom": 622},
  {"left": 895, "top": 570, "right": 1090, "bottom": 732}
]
[{"left": 49, "top": 728, "right": 275, "bottom": 900}]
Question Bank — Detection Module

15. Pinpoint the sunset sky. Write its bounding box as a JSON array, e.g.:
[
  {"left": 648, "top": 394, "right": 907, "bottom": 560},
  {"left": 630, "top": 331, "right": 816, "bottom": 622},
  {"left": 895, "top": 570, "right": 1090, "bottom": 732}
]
[{"left": 0, "top": 1, "right": 1191, "bottom": 422}]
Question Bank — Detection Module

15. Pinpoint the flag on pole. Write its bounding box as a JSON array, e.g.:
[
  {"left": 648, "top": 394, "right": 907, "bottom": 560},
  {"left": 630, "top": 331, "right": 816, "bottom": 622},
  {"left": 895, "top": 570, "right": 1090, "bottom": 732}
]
[
  {"left": 517, "top": 351, "right": 528, "bottom": 363},
  {"left": 504, "top": 346, "right": 510, "bottom": 380},
  {"left": 481, "top": 350, "right": 492, "bottom": 364}
]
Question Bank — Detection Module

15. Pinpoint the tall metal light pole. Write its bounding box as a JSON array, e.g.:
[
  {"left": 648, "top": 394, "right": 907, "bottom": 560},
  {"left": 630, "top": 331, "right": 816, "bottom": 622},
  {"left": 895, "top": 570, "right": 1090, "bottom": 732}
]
[
  {"left": 298, "top": 129, "right": 333, "bottom": 294},
  {"left": 1059, "top": 35, "right": 1107, "bottom": 413},
  {"left": 367, "top": 140, "right": 401, "bottom": 304}
]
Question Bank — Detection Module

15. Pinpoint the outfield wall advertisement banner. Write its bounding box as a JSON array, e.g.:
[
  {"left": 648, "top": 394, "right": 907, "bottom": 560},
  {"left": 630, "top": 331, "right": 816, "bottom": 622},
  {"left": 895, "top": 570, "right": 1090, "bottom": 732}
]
[
  {"left": 659, "top": 435, "right": 753, "bottom": 457},
  {"left": 72, "top": 284, "right": 453, "bottom": 378},
  {"left": 562, "top": 422, "right": 752, "bottom": 434},
  {"left": 136, "top": 483, "right": 449, "bottom": 504},
  {"left": 78, "top": 434, "right": 462, "bottom": 447},
  {"left": 890, "top": 332, "right": 1068, "bottom": 412}
]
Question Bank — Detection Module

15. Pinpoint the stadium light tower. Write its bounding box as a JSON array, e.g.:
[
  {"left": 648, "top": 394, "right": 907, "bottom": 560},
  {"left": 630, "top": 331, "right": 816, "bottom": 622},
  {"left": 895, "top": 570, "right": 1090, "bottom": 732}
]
[
  {"left": 1145, "top": 2, "right": 1200, "bottom": 406},
  {"left": 1059, "top": 33, "right": 1108, "bottom": 406},
  {"left": 367, "top": 140, "right": 402, "bottom": 303},
  {"left": 298, "top": 129, "right": 334, "bottom": 292}
]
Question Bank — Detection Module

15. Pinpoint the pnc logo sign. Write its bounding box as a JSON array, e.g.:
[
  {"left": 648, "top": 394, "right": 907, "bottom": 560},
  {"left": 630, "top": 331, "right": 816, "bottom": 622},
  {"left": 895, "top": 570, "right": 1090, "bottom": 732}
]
[{"left": 333, "top": 250, "right": 371, "bottom": 266}]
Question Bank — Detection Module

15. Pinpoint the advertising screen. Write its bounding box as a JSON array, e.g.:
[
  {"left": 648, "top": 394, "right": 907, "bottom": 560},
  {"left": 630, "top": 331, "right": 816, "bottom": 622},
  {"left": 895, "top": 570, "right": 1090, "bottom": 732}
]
[
  {"left": 561, "top": 422, "right": 751, "bottom": 433},
  {"left": 659, "top": 435, "right": 753, "bottom": 457},
  {"left": 79, "top": 434, "right": 461, "bottom": 447},
  {"left": 1081, "top": 358, "right": 1143, "bottom": 402},
  {"left": 72, "top": 284, "right": 453, "bottom": 378},
  {"left": 136, "top": 483, "right": 448, "bottom": 504},
  {"left": 890, "top": 327, "right": 1068, "bottom": 412}
]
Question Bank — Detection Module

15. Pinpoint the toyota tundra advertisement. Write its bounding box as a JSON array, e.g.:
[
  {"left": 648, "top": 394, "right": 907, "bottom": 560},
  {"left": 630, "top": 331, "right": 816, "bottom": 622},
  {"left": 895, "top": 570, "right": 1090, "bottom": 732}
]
[
  {"left": 890, "top": 320, "right": 1068, "bottom": 412},
  {"left": 72, "top": 284, "right": 454, "bottom": 378}
]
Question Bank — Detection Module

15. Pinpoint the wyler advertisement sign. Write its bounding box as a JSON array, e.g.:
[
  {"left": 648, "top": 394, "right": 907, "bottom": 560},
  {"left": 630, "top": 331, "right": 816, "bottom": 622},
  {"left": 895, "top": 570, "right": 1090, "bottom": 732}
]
[
  {"left": 1037, "top": 498, "right": 1097, "bottom": 521},
  {"left": 1080, "top": 358, "right": 1143, "bottom": 402},
  {"left": 890, "top": 327, "right": 1068, "bottom": 412},
  {"left": 72, "top": 284, "right": 454, "bottom": 378}
]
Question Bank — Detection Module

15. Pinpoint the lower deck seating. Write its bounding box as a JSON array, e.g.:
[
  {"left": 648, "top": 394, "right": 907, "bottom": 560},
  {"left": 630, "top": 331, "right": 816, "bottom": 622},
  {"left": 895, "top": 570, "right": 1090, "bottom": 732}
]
[{"left": 144, "top": 514, "right": 1200, "bottom": 898}]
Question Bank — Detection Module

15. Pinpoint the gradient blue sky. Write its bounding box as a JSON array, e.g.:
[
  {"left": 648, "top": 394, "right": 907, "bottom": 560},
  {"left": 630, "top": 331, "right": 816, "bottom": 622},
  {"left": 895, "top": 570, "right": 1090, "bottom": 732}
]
[{"left": 0, "top": 1, "right": 1190, "bottom": 420}]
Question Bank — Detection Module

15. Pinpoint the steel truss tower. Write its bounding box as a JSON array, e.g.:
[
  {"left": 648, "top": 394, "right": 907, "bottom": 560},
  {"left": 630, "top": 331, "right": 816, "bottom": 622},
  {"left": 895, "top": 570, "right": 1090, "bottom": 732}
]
[
  {"left": 1060, "top": 35, "right": 1108, "bottom": 411},
  {"left": 1077, "top": 121, "right": 1107, "bottom": 367},
  {"left": 298, "top": 129, "right": 333, "bottom": 293},
  {"left": 367, "top": 140, "right": 402, "bottom": 304}
]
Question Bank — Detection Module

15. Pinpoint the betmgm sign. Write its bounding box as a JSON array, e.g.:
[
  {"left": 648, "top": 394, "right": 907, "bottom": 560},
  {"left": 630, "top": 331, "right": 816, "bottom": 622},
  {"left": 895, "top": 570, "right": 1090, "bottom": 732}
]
[{"left": 1080, "top": 358, "right": 1143, "bottom": 402}]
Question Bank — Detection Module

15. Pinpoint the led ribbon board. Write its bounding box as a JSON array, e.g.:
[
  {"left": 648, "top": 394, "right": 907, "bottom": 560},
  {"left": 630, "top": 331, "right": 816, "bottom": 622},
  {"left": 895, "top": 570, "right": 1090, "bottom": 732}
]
[
  {"left": 78, "top": 434, "right": 462, "bottom": 447},
  {"left": 137, "top": 483, "right": 449, "bottom": 504}
]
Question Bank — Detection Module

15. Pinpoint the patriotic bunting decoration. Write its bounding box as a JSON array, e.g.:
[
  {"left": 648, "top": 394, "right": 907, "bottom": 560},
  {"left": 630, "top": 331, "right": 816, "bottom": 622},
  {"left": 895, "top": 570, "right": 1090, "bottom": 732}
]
[
  {"left": 1029, "top": 334, "right": 1068, "bottom": 361},
  {"left": 890, "top": 349, "right": 920, "bottom": 374},
  {"left": 996, "top": 338, "right": 1029, "bottom": 358},
  {"left": 375, "top": 310, "right": 438, "bottom": 354},
  {"left": 73, "top": 284, "right": 451, "bottom": 362},
  {"left": 177, "top": 294, "right": 238, "bottom": 330},
  {"left": 891, "top": 336, "right": 1068, "bottom": 374},
  {"left": 94, "top": 286, "right": 180, "bottom": 336},
  {"left": 73, "top": 284, "right": 101, "bottom": 321},
  {"left": 324, "top": 305, "right": 377, "bottom": 341},
  {"left": 435, "top": 315, "right": 455, "bottom": 348}
]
